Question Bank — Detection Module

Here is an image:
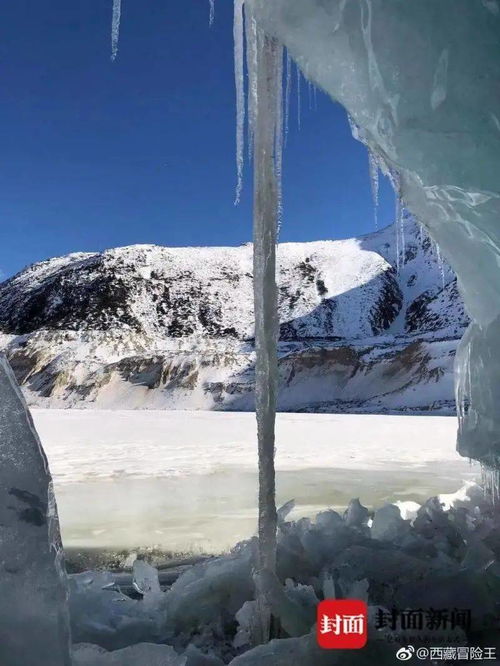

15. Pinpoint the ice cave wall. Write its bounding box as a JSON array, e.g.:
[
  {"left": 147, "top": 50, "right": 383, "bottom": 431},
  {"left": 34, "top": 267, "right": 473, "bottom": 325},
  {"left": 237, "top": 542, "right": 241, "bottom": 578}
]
[{"left": 247, "top": 0, "right": 500, "bottom": 469}]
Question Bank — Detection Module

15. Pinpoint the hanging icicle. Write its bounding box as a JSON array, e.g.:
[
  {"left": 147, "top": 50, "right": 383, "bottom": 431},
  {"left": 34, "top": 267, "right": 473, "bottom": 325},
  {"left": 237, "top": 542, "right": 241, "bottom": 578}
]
[
  {"left": 296, "top": 63, "right": 302, "bottom": 130},
  {"left": 252, "top": 23, "right": 282, "bottom": 645},
  {"left": 399, "top": 196, "right": 406, "bottom": 268},
  {"left": 111, "top": 0, "right": 122, "bottom": 62},
  {"left": 245, "top": 9, "right": 258, "bottom": 161},
  {"left": 368, "top": 150, "right": 379, "bottom": 230},
  {"left": 284, "top": 51, "right": 292, "bottom": 146},
  {"left": 435, "top": 243, "right": 446, "bottom": 290},
  {"left": 233, "top": 0, "right": 245, "bottom": 204},
  {"left": 209, "top": 0, "right": 215, "bottom": 26}
]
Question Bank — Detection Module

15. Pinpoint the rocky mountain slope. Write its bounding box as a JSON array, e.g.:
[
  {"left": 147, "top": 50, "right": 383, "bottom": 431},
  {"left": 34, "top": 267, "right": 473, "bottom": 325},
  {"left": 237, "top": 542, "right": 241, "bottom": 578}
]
[{"left": 0, "top": 220, "right": 469, "bottom": 412}]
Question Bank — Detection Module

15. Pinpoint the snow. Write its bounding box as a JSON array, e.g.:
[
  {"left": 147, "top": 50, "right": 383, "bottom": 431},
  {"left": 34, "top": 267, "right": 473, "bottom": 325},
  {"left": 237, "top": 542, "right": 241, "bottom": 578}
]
[{"left": 32, "top": 409, "right": 478, "bottom": 552}]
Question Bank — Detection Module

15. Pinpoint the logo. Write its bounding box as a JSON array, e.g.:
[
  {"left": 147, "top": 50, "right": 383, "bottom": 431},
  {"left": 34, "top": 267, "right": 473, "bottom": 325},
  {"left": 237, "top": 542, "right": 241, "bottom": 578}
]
[
  {"left": 316, "top": 599, "right": 367, "bottom": 649},
  {"left": 396, "top": 646, "right": 415, "bottom": 661}
]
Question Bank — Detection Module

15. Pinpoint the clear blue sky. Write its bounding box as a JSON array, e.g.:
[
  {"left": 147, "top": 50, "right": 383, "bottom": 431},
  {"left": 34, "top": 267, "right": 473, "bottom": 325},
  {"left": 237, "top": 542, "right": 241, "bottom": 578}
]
[{"left": 0, "top": 0, "right": 395, "bottom": 279}]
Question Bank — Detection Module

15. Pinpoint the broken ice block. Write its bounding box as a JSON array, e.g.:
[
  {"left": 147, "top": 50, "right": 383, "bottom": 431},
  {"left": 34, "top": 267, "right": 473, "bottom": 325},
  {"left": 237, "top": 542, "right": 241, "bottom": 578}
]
[{"left": 0, "top": 355, "right": 71, "bottom": 665}]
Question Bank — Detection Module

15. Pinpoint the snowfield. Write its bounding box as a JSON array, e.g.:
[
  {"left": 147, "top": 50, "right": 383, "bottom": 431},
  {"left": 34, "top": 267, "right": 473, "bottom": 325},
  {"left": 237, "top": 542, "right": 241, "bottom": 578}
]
[{"left": 33, "top": 410, "right": 479, "bottom": 553}]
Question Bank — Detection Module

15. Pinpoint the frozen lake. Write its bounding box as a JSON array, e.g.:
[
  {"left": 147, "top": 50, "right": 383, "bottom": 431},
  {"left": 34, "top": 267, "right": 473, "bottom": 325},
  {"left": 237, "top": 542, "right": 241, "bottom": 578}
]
[{"left": 33, "top": 410, "right": 479, "bottom": 554}]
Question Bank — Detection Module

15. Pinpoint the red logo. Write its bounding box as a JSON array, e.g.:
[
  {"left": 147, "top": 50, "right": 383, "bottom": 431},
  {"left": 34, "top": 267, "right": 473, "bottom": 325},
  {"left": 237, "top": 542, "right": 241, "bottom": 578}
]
[{"left": 317, "top": 600, "right": 368, "bottom": 649}]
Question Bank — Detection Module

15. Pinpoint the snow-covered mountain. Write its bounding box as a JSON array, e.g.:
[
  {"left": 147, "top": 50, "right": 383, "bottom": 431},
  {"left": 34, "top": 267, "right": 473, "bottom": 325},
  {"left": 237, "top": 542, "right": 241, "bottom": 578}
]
[{"left": 0, "top": 220, "right": 469, "bottom": 412}]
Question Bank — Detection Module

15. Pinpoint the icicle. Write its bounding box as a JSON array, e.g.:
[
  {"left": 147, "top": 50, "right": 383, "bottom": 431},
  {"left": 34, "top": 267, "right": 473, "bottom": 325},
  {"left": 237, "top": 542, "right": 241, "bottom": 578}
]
[
  {"left": 245, "top": 8, "right": 258, "bottom": 161},
  {"left": 209, "top": 0, "right": 215, "bottom": 26},
  {"left": 284, "top": 51, "right": 292, "bottom": 145},
  {"left": 275, "top": 47, "right": 284, "bottom": 233},
  {"left": 233, "top": 0, "right": 245, "bottom": 204},
  {"left": 111, "top": 0, "right": 122, "bottom": 62},
  {"left": 368, "top": 150, "right": 379, "bottom": 230},
  {"left": 394, "top": 183, "right": 401, "bottom": 272},
  {"left": 436, "top": 243, "right": 445, "bottom": 290},
  {"left": 252, "top": 25, "right": 282, "bottom": 644},
  {"left": 399, "top": 195, "right": 405, "bottom": 269},
  {"left": 296, "top": 63, "right": 302, "bottom": 130}
]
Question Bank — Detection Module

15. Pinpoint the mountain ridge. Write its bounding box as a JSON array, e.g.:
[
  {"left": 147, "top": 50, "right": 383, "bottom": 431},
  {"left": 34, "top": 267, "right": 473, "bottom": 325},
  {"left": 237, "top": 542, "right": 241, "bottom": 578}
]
[{"left": 0, "top": 221, "right": 469, "bottom": 412}]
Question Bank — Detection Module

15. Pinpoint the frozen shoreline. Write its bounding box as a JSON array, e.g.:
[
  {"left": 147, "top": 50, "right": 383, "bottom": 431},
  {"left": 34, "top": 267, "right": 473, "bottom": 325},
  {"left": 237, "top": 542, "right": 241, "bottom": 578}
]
[{"left": 33, "top": 410, "right": 479, "bottom": 553}]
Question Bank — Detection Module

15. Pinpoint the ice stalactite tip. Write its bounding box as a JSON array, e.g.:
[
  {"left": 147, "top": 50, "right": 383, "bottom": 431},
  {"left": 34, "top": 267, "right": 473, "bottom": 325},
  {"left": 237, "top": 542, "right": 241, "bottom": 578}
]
[{"left": 111, "top": 0, "right": 122, "bottom": 62}]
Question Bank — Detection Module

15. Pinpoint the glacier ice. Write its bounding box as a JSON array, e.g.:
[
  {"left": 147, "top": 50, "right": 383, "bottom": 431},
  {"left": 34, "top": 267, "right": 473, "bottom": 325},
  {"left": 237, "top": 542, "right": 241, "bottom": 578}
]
[
  {"left": 245, "top": 0, "right": 500, "bottom": 477},
  {"left": 0, "top": 356, "right": 71, "bottom": 665}
]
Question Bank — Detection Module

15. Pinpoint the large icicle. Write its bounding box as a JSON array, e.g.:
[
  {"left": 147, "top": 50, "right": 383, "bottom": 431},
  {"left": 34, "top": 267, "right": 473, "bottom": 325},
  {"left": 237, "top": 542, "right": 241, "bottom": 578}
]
[
  {"left": 251, "top": 20, "right": 281, "bottom": 645},
  {"left": 296, "top": 63, "right": 302, "bottom": 130},
  {"left": 368, "top": 150, "right": 379, "bottom": 230},
  {"left": 209, "top": 0, "right": 215, "bottom": 26},
  {"left": 111, "top": 0, "right": 122, "bottom": 62},
  {"left": 284, "top": 51, "right": 292, "bottom": 145},
  {"left": 245, "top": 9, "right": 258, "bottom": 160},
  {"left": 234, "top": 0, "right": 246, "bottom": 204}
]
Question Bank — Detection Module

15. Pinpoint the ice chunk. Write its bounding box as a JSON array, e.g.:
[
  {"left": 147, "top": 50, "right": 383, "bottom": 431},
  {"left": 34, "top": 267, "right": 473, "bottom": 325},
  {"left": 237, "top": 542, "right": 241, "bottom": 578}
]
[
  {"left": 371, "top": 504, "right": 409, "bottom": 542},
  {"left": 343, "top": 498, "right": 370, "bottom": 529},
  {"left": 233, "top": 600, "right": 260, "bottom": 649},
  {"left": 73, "top": 642, "right": 186, "bottom": 666},
  {"left": 165, "top": 544, "right": 254, "bottom": 637},
  {"left": 0, "top": 356, "right": 71, "bottom": 666},
  {"left": 183, "top": 645, "right": 224, "bottom": 666},
  {"left": 254, "top": 568, "right": 315, "bottom": 637},
  {"left": 69, "top": 570, "right": 164, "bottom": 650},
  {"left": 133, "top": 559, "right": 161, "bottom": 598}
]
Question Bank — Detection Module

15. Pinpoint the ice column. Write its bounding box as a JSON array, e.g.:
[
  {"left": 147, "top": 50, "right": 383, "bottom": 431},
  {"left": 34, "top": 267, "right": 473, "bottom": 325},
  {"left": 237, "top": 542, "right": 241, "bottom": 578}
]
[
  {"left": 0, "top": 356, "right": 71, "bottom": 666},
  {"left": 250, "top": 13, "right": 283, "bottom": 644}
]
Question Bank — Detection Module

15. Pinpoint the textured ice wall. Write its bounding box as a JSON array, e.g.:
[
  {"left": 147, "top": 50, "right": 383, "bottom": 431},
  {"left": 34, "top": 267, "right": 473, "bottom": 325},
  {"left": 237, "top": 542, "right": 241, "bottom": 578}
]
[
  {"left": 0, "top": 356, "right": 71, "bottom": 665},
  {"left": 246, "top": 0, "right": 500, "bottom": 469}
]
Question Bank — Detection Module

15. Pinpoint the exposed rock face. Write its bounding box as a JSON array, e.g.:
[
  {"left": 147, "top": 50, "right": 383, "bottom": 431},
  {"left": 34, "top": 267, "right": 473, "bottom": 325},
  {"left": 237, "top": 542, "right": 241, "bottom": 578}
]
[{"left": 0, "top": 221, "right": 467, "bottom": 413}]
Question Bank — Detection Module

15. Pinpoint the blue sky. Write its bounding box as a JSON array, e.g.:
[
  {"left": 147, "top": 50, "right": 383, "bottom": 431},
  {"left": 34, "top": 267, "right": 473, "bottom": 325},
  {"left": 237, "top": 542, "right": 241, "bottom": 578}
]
[{"left": 0, "top": 0, "right": 395, "bottom": 279}]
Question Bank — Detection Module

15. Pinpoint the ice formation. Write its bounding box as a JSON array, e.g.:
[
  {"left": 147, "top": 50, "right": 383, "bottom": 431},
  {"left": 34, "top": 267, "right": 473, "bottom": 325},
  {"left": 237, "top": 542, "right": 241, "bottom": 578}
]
[
  {"left": 65, "top": 484, "right": 500, "bottom": 665},
  {"left": 368, "top": 150, "right": 379, "bottom": 230},
  {"left": 110, "top": 0, "right": 122, "bottom": 62},
  {"left": 0, "top": 356, "right": 71, "bottom": 665},
  {"left": 209, "top": 0, "right": 215, "bottom": 27},
  {"left": 244, "top": 0, "right": 500, "bottom": 480},
  {"left": 250, "top": 21, "right": 283, "bottom": 642}
]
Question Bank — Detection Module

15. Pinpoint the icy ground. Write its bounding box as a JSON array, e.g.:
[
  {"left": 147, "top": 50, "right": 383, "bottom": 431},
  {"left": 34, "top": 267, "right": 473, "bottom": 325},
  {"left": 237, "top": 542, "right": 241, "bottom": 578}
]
[{"left": 33, "top": 410, "right": 479, "bottom": 553}]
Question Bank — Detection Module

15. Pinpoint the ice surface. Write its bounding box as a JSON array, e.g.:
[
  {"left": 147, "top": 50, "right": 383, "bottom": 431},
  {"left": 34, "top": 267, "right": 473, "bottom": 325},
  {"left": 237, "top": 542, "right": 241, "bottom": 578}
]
[
  {"left": 0, "top": 356, "right": 71, "bottom": 665},
  {"left": 245, "top": 0, "right": 500, "bottom": 472}
]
